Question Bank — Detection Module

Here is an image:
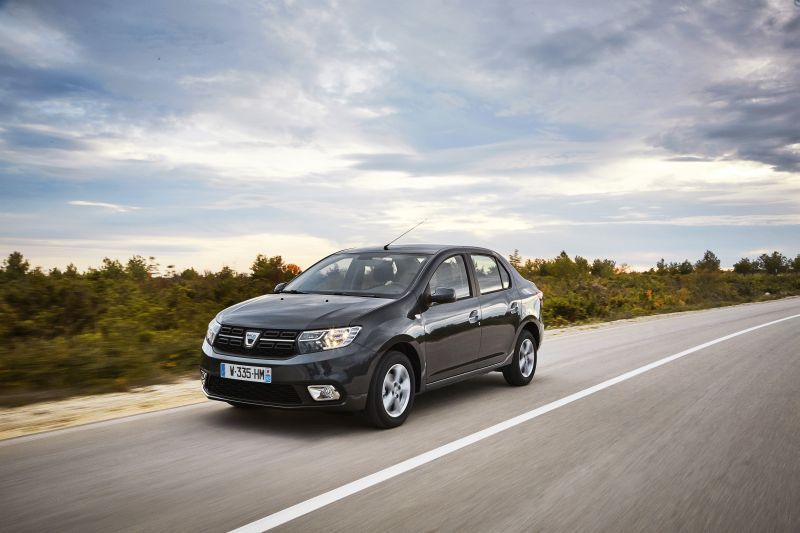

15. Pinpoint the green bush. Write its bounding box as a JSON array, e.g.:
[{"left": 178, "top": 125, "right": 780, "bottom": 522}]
[{"left": 0, "top": 253, "right": 299, "bottom": 404}]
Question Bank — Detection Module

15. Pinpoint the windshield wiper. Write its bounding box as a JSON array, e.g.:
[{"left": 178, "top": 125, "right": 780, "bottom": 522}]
[{"left": 279, "top": 289, "right": 307, "bottom": 294}]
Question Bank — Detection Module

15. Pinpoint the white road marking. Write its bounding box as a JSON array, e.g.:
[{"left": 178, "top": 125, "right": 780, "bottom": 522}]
[{"left": 230, "top": 312, "right": 800, "bottom": 533}]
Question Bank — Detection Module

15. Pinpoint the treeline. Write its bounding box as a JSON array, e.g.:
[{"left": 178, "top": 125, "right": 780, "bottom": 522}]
[
  {"left": 508, "top": 249, "right": 800, "bottom": 327},
  {"left": 509, "top": 249, "right": 800, "bottom": 278},
  {"left": 1, "top": 249, "right": 799, "bottom": 404}
]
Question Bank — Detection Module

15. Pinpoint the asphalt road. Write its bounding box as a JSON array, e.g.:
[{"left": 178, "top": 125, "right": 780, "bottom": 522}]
[{"left": 2, "top": 298, "right": 799, "bottom": 532}]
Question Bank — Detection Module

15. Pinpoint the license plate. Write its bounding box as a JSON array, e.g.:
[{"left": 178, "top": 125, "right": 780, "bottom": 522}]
[{"left": 220, "top": 363, "right": 272, "bottom": 383}]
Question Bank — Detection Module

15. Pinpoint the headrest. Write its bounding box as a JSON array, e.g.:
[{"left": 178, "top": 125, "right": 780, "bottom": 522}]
[{"left": 373, "top": 261, "right": 395, "bottom": 283}]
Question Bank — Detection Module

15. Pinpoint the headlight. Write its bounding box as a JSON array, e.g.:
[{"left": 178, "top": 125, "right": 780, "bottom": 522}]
[
  {"left": 297, "top": 326, "right": 362, "bottom": 354},
  {"left": 206, "top": 319, "right": 221, "bottom": 344}
]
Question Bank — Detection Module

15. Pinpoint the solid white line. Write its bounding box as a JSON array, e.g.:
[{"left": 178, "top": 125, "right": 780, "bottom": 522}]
[{"left": 230, "top": 312, "right": 800, "bottom": 533}]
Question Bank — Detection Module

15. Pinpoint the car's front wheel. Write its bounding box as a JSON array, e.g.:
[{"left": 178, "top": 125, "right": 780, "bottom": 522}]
[
  {"left": 366, "top": 351, "right": 415, "bottom": 429},
  {"left": 503, "top": 331, "right": 537, "bottom": 386}
]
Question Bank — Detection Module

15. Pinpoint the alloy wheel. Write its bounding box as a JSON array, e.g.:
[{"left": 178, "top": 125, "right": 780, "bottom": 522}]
[
  {"left": 518, "top": 338, "right": 535, "bottom": 378},
  {"left": 382, "top": 363, "right": 411, "bottom": 417}
]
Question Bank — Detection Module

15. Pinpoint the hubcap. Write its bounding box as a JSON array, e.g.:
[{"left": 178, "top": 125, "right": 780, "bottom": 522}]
[
  {"left": 518, "top": 338, "right": 535, "bottom": 378},
  {"left": 382, "top": 363, "right": 411, "bottom": 417}
]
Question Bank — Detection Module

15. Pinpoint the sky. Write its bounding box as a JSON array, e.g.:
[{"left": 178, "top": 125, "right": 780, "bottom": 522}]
[{"left": 1, "top": 0, "right": 799, "bottom": 272}]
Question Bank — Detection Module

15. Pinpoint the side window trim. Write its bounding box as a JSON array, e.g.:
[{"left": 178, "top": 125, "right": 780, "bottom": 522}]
[{"left": 427, "top": 253, "right": 474, "bottom": 301}]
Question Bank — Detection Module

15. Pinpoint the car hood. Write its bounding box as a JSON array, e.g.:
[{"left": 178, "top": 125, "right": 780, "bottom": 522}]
[{"left": 217, "top": 293, "right": 392, "bottom": 330}]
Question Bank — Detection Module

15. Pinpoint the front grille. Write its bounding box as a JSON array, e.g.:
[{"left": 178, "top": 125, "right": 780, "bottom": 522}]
[
  {"left": 213, "top": 325, "right": 298, "bottom": 358},
  {"left": 205, "top": 375, "right": 302, "bottom": 405}
]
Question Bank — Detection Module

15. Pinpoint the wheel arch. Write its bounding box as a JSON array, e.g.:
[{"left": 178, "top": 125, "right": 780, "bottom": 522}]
[
  {"left": 372, "top": 336, "right": 424, "bottom": 393},
  {"left": 519, "top": 318, "right": 542, "bottom": 350}
]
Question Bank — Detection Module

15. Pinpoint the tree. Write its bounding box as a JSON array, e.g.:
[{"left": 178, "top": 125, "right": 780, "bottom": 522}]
[
  {"left": 508, "top": 250, "right": 522, "bottom": 270},
  {"left": 591, "top": 258, "right": 616, "bottom": 278},
  {"left": 695, "top": 250, "right": 720, "bottom": 272},
  {"left": 656, "top": 258, "right": 667, "bottom": 274},
  {"left": 2, "top": 251, "right": 30, "bottom": 277},
  {"left": 251, "top": 254, "right": 286, "bottom": 281},
  {"left": 792, "top": 254, "right": 800, "bottom": 273},
  {"left": 733, "top": 258, "right": 755, "bottom": 274},
  {"left": 180, "top": 268, "right": 199, "bottom": 280},
  {"left": 126, "top": 255, "right": 149, "bottom": 281},
  {"left": 677, "top": 260, "right": 694, "bottom": 275},
  {"left": 759, "top": 251, "right": 788, "bottom": 274},
  {"left": 574, "top": 256, "right": 591, "bottom": 275},
  {"left": 251, "top": 254, "right": 299, "bottom": 291},
  {"left": 99, "top": 258, "right": 125, "bottom": 278},
  {"left": 546, "top": 251, "right": 579, "bottom": 278}
]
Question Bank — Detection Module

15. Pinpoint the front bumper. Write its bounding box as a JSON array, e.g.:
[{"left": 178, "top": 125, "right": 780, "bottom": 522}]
[{"left": 200, "top": 340, "right": 371, "bottom": 411}]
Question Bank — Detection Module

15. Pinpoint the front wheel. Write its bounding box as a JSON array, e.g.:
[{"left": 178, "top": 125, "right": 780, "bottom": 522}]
[
  {"left": 366, "top": 351, "right": 415, "bottom": 429},
  {"left": 503, "top": 331, "right": 537, "bottom": 386}
]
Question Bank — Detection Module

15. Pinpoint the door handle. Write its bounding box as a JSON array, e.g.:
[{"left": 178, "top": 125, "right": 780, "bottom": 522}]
[
  {"left": 468, "top": 309, "right": 480, "bottom": 324},
  {"left": 509, "top": 301, "right": 519, "bottom": 314}
]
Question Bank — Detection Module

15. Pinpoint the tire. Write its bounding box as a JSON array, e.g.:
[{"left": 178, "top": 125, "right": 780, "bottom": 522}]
[
  {"left": 503, "top": 331, "right": 537, "bottom": 386},
  {"left": 366, "top": 351, "right": 415, "bottom": 429}
]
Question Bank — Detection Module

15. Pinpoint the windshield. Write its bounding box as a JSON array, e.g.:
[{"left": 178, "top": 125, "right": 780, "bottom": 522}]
[{"left": 283, "top": 252, "right": 430, "bottom": 298}]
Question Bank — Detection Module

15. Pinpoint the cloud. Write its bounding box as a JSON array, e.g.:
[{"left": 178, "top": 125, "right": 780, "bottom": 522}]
[
  {"left": 2, "top": 126, "right": 86, "bottom": 150},
  {"left": 68, "top": 200, "right": 139, "bottom": 213},
  {"left": 0, "top": 0, "right": 798, "bottom": 271},
  {"left": 0, "top": 2, "right": 80, "bottom": 67},
  {"left": 529, "top": 26, "right": 632, "bottom": 69},
  {"left": 654, "top": 77, "right": 800, "bottom": 172}
]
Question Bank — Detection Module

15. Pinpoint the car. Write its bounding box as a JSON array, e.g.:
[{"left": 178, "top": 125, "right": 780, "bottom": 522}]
[{"left": 200, "top": 244, "right": 544, "bottom": 428}]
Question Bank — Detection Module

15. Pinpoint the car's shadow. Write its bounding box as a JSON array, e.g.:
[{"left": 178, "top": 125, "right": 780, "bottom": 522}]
[{"left": 200, "top": 372, "right": 548, "bottom": 438}]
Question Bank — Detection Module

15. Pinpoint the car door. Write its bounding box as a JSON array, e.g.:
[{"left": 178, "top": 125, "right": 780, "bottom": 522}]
[
  {"left": 470, "top": 254, "right": 517, "bottom": 365},
  {"left": 421, "top": 254, "right": 481, "bottom": 382}
]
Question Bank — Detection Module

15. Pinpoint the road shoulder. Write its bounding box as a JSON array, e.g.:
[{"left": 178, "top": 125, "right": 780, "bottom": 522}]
[{"left": 0, "top": 379, "right": 205, "bottom": 441}]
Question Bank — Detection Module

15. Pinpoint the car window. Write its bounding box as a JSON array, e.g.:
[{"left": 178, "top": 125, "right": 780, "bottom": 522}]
[
  {"left": 429, "top": 255, "right": 471, "bottom": 300},
  {"left": 498, "top": 261, "right": 511, "bottom": 289},
  {"left": 471, "top": 254, "right": 504, "bottom": 294}
]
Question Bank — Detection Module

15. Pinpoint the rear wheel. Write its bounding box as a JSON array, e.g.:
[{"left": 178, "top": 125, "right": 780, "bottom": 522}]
[
  {"left": 503, "top": 331, "right": 537, "bottom": 386},
  {"left": 366, "top": 351, "right": 415, "bottom": 429}
]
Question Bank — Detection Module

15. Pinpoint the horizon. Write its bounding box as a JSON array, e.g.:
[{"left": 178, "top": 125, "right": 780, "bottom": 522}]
[
  {"left": 3, "top": 245, "right": 794, "bottom": 275},
  {"left": 1, "top": 1, "right": 799, "bottom": 272}
]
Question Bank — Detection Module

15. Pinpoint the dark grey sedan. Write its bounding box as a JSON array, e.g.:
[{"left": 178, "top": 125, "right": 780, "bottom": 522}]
[{"left": 201, "top": 244, "right": 544, "bottom": 428}]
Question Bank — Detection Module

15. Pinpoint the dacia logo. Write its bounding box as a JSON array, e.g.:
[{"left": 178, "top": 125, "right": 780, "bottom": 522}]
[{"left": 244, "top": 331, "right": 260, "bottom": 348}]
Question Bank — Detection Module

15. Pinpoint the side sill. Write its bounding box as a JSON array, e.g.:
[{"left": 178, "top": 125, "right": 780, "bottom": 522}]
[{"left": 424, "top": 360, "right": 509, "bottom": 392}]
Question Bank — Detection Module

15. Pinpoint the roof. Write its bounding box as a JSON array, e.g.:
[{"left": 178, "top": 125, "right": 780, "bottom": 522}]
[{"left": 337, "top": 244, "right": 498, "bottom": 255}]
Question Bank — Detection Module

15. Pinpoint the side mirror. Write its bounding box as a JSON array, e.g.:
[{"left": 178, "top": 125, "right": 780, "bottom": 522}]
[
  {"left": 274, "top": 282, "right": 287, "bottom": 293},
  {"left": 429, "top": 287, "right": 457, "bottom": 305}
]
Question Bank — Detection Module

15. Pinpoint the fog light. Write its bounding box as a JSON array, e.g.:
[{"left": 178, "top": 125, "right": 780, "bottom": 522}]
[
  {"left": 200, "top": 369, "right": 208, "bottom": 387},
  {"left": 307, "top": 385, "right": 341, "bottom": 401}
]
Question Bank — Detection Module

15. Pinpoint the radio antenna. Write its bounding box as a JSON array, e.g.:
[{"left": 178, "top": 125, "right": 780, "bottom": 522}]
[{"left": 384, "top": 219, "right": 427, "bottom": 250}]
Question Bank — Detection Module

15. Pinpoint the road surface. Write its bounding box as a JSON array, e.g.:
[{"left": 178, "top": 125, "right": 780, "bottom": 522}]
[{"left": 2, "top": 298, "right": 799, "bottom": 532}]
